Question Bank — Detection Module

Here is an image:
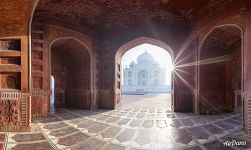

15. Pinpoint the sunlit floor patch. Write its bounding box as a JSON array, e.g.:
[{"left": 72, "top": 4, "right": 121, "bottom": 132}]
[{"left": 1, "top": 94, "right": 249, "bottom": 150}]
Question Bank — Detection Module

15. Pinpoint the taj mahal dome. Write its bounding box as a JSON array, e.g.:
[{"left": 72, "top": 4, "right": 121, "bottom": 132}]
[{"left": 122, "top": 51, "right": 171, "bottom": 94}]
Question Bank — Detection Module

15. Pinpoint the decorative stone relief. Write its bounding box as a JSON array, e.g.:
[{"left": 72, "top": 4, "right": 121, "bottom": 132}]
[
  {"left": 32, "top": 65, "right": 43, "bottom": 71},
  {"left": 33, "top": 77, "right": 42, "bottom": 89},
  {"left": 0, "top": 91, "right": 30, "bottom": 131},
  {"left": 32, "top": 51, "right": 43, "bottom": 60},
  {"left": 0, "top": 100, "right": 20, "bottom": 126},
  {"left": 31, "top": 97, "right": 42, "bottom": 116},
  {"left": 31, "top": 91, "right": 48, "bottom": 117}
]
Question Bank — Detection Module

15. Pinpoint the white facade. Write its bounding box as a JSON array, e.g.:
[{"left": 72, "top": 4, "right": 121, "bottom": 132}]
[{"left": 122, "top": 51, "right": 171, "bottom": 93}]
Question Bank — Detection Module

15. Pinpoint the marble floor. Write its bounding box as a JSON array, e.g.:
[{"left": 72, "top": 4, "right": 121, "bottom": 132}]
[{"left": 0, "top": 94, "right": 250, "bottom": 150}]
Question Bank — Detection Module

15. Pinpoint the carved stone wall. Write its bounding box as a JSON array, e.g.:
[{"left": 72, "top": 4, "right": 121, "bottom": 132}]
[
  {"left": 0, "top": 0, "right": 35, "bottom": 131},
  {"left": 0, "top": 34, "right": 30, "bottom": 131},
  {"left": 31, "top": 91, "right": 48, "bottom": 118},
  {"left": 0, "top": 100, "right": 21, "bottom": 126},
  {"left": 31, "top": 19, "right": 49, "bottom": 118}
]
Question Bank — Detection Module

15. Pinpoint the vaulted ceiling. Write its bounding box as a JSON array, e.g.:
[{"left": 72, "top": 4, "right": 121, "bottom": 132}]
[
  {"left": 35, "top": 0, "right": 247, "bottom": 31},
  {"left": 201, "top": 25, "right": 241, "bottom": 59},
  {"left": 51, "top": 38, "right": 90, "bottom": 61}
]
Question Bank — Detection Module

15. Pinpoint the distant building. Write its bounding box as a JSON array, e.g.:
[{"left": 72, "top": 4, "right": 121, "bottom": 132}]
[{"left": 122, "top": 51, "right": 171, "bottom": 94}]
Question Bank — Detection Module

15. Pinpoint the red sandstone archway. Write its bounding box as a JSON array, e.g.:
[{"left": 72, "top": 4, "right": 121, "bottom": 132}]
[
  {"left": 114, "top": 37, "right": 174, "bottom": 109},
  {"left": 30, "top": 19, "right": 95, "bottom": 117},
  {"left": 48, "top": 37, "right": 93, "bottom": 109},
  {"left": 198, "top": 24, "right": 243, "bottom": 115}
]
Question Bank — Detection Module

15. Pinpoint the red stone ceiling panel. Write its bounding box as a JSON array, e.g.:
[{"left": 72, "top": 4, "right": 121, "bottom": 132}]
[
  {"left": 37, "top": 0, "right": 103, "bottom": 24},
  {"left": 201, "top": 25, "right": 241, "bottom": 59},
  {"left": 35, "top": 0, "right": 194, "bottom": 29},
  {"left": 51, "top": 38, "right": 90, "bottom": 62},
  {"left": 35, "top": 0, "right": 246, "bottom": 30}
]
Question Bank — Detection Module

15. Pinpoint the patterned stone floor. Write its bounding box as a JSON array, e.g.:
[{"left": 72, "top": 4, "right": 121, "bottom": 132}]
[{"left": 1, "top": 94, "right": 250, "bottom": 150}]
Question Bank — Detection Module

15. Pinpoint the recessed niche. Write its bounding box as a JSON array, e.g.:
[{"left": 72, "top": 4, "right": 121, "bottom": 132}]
[
  {"left": 0, "top": 39, "right": 21, "bottom": 51},
  {"left": 117, "top": 73, "right": 120, "bottom": 79},
  {"left": 32, "top": 33, "right": 43, "bottom": 39},
  {"left": 32, "top": 24, "right": 43, "bottom": 31},
  {"left": 32, "top": 64, "right": 43, "bottom": 71},
  {"left": 117, "top": 81, "right": 120, "bottom": 89},
  {"left": 32, "top": 42, "right": 43, "bottom": 48},
  {"left": 0, "top": 73, "right": 21, "bottom": 90},
  {"left": 32, "top": 51, "right": 43, "bottom": 60},
  {"left": 33, "top": 77, "right": 43, "bottom": 89},
  {"left": 117, "top": 63, "right": 120, "bottom": 71},
  {"left": 0, "top": 57, "right": 21, "bottom": 65}
]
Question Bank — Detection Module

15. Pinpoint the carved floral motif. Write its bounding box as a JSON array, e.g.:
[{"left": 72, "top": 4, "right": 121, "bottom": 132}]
[{"left": 0, "top": 100, "right": 20, "bottom": 126}]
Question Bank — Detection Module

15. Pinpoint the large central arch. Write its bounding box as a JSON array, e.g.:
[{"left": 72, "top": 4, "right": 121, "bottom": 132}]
[{"left": 114, "top": 37, "right": 174, "bottom": 109}]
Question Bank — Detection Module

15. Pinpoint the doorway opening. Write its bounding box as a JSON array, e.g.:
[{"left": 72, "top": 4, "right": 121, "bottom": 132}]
[
  {"left": 50, "top": 75, "right": 55, "bottom": 111},
  {"left": 49, "top": 38, "right": 92, "bottom": 110},
  {"left": 199, "top": 25, "right": 242, "bottom": 115},
  {"left": 120, "top": 43, "right": 173, "bottom": 109}
]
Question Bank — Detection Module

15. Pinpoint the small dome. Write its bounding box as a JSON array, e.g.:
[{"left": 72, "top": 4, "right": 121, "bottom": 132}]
[
  {"left": 129, "top": 61, "right": 136, "bottom": 68},
  {"left": 137, "top": 51, "right": 156, "bottom": 64}
]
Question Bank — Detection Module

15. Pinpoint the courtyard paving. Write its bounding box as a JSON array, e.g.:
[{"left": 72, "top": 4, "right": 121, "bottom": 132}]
[{"left": 0, "top": 94, "right": 250, "bottom": 150}]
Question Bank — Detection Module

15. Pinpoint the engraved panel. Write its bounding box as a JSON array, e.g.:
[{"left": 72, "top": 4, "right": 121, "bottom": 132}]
[
  {"left": 32, "top": 51, "right": 43, "bottom": 60},
  {"left": 0, "top": 91, "right": 30, "bottom": 131},
  {"left": 31, "top": 97, "right": 42, "bottom": 116},
  {"left": 31, "top": 91, "right": 48, "bottom": 118},
  {"left": 32, "top": 65, "right": 43, "bottom": 71},
  {"left": 32, "top": 42, "right": 43, "bottom": 48},
  {"left": 33, "top": 77, "right": 43, "bottom": 89}
]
